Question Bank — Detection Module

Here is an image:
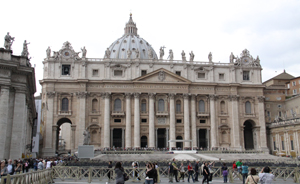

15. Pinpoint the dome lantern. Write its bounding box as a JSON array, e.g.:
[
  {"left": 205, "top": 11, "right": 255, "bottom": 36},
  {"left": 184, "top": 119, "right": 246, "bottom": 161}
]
[{"left": 124, "top": 13, "right": 138, "bottom": 36}]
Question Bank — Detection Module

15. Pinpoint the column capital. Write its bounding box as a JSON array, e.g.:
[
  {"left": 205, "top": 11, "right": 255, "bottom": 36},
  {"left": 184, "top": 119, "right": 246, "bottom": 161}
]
[
  {"left": 229, "top": 95, "right": 239, "bottom": 101},
  {"left": 257, "top": 96, "right": 265, "bottom": 103},
  {"left": 125, "top": 93, "right": 132, "bottom": 99},
  {"left": 191, "top": 94, "right": 196, "bottom": 100},
  {"left": 183, "top": 93, "right": 190, "bottom": 99},
  {"left": 46, "top": 91, "right": 56, "bottom": 98},
  {"left": 168, "top": 93, "right": 176, "bottom": 99},
  {"left": 133, "top": 92, "right": 140, "bottom": 98},
  {"left": 148, "top": 93, "right": 156, "bottom": 99},
  {"left": 0, "top": 85, "right": 10, "bottom": 90},
  {"left": 71, "top": 125, "right": 76, "bottom": 131},
  {"left": 209, "top": 94, "right": 218, "bottom": 101},
  {"left": 76, "top": 91, "right": 89, "bottom": 98},
  {"left": 102, "top": 92, "right": 111, "bottom": 99},
  {"left": 52, "top": 125, "right": 58, "bottom": 131}
]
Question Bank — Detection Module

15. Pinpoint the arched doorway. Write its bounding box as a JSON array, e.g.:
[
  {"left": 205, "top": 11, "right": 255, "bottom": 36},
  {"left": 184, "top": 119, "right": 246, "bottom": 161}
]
[
  {"left": 141, "top": 136, "right": 147, "bottom": 148},
  {"left": 113, "top": 129, "right": 122, "bottom": 148},
  {"left": 56, "top": 118, "right": 72, "bottom": 152},
  {"left": 176, "top": 136, "right": 183, "bottom": 149},
  {"left": 244, "top": 120, "right": 255, "bottom": 150}
]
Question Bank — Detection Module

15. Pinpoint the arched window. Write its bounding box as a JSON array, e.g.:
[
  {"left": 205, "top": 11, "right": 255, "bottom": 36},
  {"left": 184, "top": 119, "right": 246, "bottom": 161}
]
[
  {"left": 141, "top": 99, "right": 147, "bottom": 112},
  {"left": 245, "top": 101, "right": 251, "bottom": 114},
  {"left": 220, "top": 101, "right": 225, "bottom": 113},
  {"left": 92, "top": 99, "right": 98, "bottom": 112},
  {"left": 114, "top": 98, "right": 122, "bottom": 111},
  {"left": 91, "top": 130, "right": 97, "bottom": 143},
  {"left": 61, "top": 98, "right": 69, "bottom": 111},
  {"left": 176, "top": 100, "right": 181, "bottom": 113},
  {"left": 199, "top": 100, "right": 205, "bottom": 112},
  {"left": 158, "top": 99, "right": 165, "bottom": 112}
]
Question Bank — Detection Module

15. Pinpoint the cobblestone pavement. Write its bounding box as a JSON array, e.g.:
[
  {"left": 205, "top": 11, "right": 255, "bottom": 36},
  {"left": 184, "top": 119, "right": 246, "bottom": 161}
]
[{"left": 54, "top": 176, "right": 295, "bottom": 183}]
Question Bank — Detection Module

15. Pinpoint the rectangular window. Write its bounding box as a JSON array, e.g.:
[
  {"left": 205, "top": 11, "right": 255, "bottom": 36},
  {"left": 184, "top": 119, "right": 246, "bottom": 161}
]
[
  {"left": 282, "top": 140, "right": 285, "bottom": 150},
  {"left": 279, "top": 111, "right": 281, "bottom": 117},
  {"left": 219, "top": 73, "right": 225, "bottom": 80},
  {"left": 292, "top": 81, "right": 296, "bottom": 86},
  {"left": 267, "top": 111, "right": 270, "bottom": 117},
  {"left": 92, "top": 69, "right": 99, "bottom": 76},
  {"left": 141, "top": 103, "right": 146, "bottom": 112},
  {"left": 114, "top": 70, "right": 123, "bottom": 76},
  {"left": 175, "top": 71, "right": 181, "bottom": 76},
  {"left": 287, "top": 84, "right": 290, "bottom": 88},
  {"left": 141, "top": 119, "right": 147, "bottom": 123},
  {"left": 291, "top": 140, "right": 294, "bottom": 150},
  {"left": 114, "top": 119, "right": 121, "bottom": 123},
  {"left": 200, "top": 120, "right": 206, "bottom": 124},
  {"left": 198, "top": 73, "right": 205, "bottom": 79},
  {"left": 299, "top": 80, "right": 300, "bottom": 84},
  {"left": 273, "top": 141, "right": 276, "bottom": 150},
  {"left": 176, "top": 119, "right": 182, "bottom": 123},
  {"left": 243, "top": 71, "right": 250, "bottom": 81},
  {"left": 293, "top": 89, "right": 297, "bottom": 95},
  {"left": 62, "top": 65, "right": 71, "bottom": 75},
  {"left": 141, "top": 70, "right": 147, "bottom": 76}
]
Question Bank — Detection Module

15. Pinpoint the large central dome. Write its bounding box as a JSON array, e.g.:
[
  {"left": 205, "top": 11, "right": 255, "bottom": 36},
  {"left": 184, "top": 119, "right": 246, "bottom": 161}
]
[{"left": 105, "top": 14, "right": 158, "bottom": 60}]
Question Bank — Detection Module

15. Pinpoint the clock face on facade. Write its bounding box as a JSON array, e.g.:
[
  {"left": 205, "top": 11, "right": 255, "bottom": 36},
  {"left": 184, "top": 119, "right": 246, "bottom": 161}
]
[
  {"left": 62, "top": 50, "right": 71, "bottom": 58},
  {"left": 242, "top": 56, "right": 250, "bottom": 65}
]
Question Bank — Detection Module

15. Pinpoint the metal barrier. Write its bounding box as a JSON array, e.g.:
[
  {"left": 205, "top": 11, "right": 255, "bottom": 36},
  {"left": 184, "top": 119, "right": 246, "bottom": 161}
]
[{"left": 0, "top": 169, "right": 52, "bottom": 184}]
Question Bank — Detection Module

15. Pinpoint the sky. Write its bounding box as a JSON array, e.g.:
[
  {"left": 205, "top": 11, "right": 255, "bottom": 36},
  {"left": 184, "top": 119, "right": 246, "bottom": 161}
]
[{"left": 1, "top": 0, "right": 300, "bottom": 95}]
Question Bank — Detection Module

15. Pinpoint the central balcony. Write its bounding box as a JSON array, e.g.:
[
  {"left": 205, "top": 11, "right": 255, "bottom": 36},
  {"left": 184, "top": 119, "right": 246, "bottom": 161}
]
[
  {"left": 156, "top": 111, "right": 169, "bottom": 117},
  {"left": 111, "top": 111, "right": 125, "bottom": 117},
  {"left": 197, "top": 111, "right": 209, "bottom": 117}
]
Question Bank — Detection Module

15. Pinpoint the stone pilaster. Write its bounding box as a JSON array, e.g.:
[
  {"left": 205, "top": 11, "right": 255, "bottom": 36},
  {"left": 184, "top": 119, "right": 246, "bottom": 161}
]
[
  {"left": 125, "top": 93, "right": 132, "bottom": 148},
  {"left": 103, "top": 93, "right": 111, "bottom": 148},
  {"left": 148, "top": 93, "right": 155, "bottom": 148},
  {"left": 209, "top": 95, "right": 217, "bottom": 148},
  {"left": 76, "top": 92, "right": 88, "bottom": 146},
  {"left": 229, "top": 95, "right": 241, "bottom": 150},
  {"left": 71, "top": 125, "right": 76, "bottom": 151},
  {"left": 52, "top": 125, "right": 58, "bottom": 150},
  {"left": 10, "top": 88, "right": 27, "bottom": 159},
  {"left": 169, "top": 93, "right": 176, "bottom": 149},
  {"left": 257, "top": 96, "right": 268, "bottom": 151},
  {"left": 191, "top": 95, "right": 197, "bottom": 148},
  {"left": 134, "top": 93, "right": 140, "bottom": 148},
  {"left": 0, "top": 86, "right": 10, "bottom": 160},
  {"left": 183, "top": 93, "right": 190, "bottom": 148}
]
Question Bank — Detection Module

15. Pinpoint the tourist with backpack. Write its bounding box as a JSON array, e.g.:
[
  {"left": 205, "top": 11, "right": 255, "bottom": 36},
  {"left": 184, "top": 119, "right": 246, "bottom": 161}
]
[{"left": 221, "top": 163, "right": 228, "bottom": 183}]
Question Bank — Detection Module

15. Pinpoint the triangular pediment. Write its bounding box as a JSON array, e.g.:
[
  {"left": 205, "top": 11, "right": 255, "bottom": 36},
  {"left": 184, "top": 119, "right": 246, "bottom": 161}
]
[{"left": 133, "top": 68, "right": 191, "bottom": 83}]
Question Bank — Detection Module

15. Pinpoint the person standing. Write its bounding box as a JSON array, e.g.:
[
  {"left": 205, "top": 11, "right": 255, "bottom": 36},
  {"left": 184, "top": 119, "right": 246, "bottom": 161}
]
[
  {"left": 236, "top": 160, "right": 242, "bottom": 174},
  {"left": 241, "top": 163, "right": 249, "bottom": 184},
  {"left": 221, "top": 163, "right": 228, "bottom": 183},
  {"left": 179, "top": 162, "right": 185, "bottom": 182},
  {"left": 38, "top": 159, "right": 44, "bottom": 170},
  {"left": 187, "top": 162, "right": 195, "bottom": 183},
  {"left": 145, "top": 163, "right": 154, "bottom": 184},
  {"left": 245, "top": 168, "right": 259, "bottom": 184},
  {"left": 115, "top": 162, "right": 124, "bottom": 184},
  {"left": 194, "top": 161, "right": 199, "bottom": 181},
  {"left": 6, "top": 159, "right": 15, "bottom": 176},
  {"left": 202, "top": 162, "right": 210, "bottom": 184},
  {"left": 108, "top": 161, "right": 112, "bottom": 180},
  {"left": 259, "top": 166, "right": 274, "bottom": 184},
  {"left": 169, "top": 162, "right": 174, "bottom": 183},
  {"left": 172, "top": 159, "right": 179, "bottom": 182},
  {"left": 0, "top": 160, "right": 8, "bottom": 183}
]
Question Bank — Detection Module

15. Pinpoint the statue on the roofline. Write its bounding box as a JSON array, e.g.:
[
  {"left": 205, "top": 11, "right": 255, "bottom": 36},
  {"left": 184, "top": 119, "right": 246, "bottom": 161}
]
[{"left": 4, "top": 32, "right": 14, "bottom": 50}]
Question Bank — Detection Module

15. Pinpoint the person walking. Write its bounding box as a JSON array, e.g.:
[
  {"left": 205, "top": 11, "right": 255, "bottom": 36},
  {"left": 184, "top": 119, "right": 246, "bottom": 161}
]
[
  {"left": 172, "top": 159, "right": 179, "bottom": 182},
  {"left": 245, "top": 168, "right": 259, "bottom": 184},
  {"left": 194, "top": 161, "right": 199, "bottom": 182},
  {"left": 152, "top": 163, "right": 158, "bottom": 184},
  {"left": 38, "top": 159, "right": 44, "bottom": 170},
  {"left": 187, "top": 162, "right": 195, "bottom": 183},
  {"left": 15, "top": 162, "right": 22, "bottom": 174},
  {"left": 221, "top": 163, "right": 228, "bottom": 183},
  {"left": 108, "top": 161, "right": 112, "bottom": 180},
  {"left": 236, "top": 160, "right": 242, "bottom": 174},
  {"left": 259, "top": 166, "right": 274, "bottom": 184},
  {"left": 179, "top": 162, "right": 185, "bottom": 182},
  {"left": 202, "top": 162, "right": 210, "bottom": 184},
  {"left": 232, "top": 161, "right": 237, "bottom": 177},
  {"left": 115, "top": 162, "right": 124, "bottom": 184},
  {"left": 169, "top": 162, "right": 174, "bottom": 183},
  {"left": 241, "top": 163, "right": 249, "bottom": 184}
]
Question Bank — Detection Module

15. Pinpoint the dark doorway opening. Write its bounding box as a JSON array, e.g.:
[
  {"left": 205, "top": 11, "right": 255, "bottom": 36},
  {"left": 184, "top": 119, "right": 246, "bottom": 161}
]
[
  {"left": 199, "top": 129, "right": 207, "bottom": 149},
  {"left": 157, "top": 129, "right": 166, "bottom": 148},
  {"left": 141, "top": 136, "right": 147, "bottom": 148},
  {"left": 56, "top": 118, "right": 72, "bottom": 151},
  {"left": 244, "top": 121, "right": 254, "bottom": 150},
  {"left": 113, "top": 129, "right": 122, "bottom": 148},
  {"left": 176, "top": 136, "right": 183, "bottom": 149}
]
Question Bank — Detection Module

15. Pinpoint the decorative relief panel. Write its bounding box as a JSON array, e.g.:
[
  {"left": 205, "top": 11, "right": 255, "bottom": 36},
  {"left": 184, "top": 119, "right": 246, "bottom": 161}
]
[{"left": 157, "top": 118, "right": 166, "bottom": 124}]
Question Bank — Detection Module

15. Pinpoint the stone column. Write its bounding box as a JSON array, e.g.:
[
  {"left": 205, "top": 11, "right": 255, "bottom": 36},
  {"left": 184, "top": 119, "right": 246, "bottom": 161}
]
[
  {"left": 76, "top": 92, "right": 87, "bottom": 147},
  {"left": 207, "top": 128, "right": 210, "bottom": 150},
  {"left": 103, "top": 93, "right": 111, "bottom": 148},
  {"left": 52, "top": 125, "right": 58, "bottom": 151},
  {"left": 122, "top": 128, "right": 125, "bottom": 148},
  {"left": 169, "top": 93, "right": 176, "bottom": 149},
  {"left": 134, "top": 93, "right": 140, "bottom": 148},
  {"left": 230, "top": 95, "right": 241, "bottom": 150},
  {"left": 125, "top": 93, "right": 132, "bottom": 148},
  {"left": 111, "top": 128, "right": 113, "bottom": 148},
  {"left": 258, "top": 96, "right": 268, "bottom": 151},
  {"left": 10, "top": 88, "right": 27, "bottom": 159},
  {"left": 42, "top": 92, "right": 55, "bottom": 156},
  {"left": 0, "top": 86, "right": 10, "bottom": 160},
  {"left": 183, "top": 94, "right": 190, "bottom": 148},
  {"left": 166, "top": 128, "right": 169, "bottom": 148},
  {"left": 191, "top": 95, "right": 197, "bottom": 148},
  {"left": 155, "top": 128, "right": 158, "bottom": 148},
  {"left": 209, "top": 95, "right": 217, "bottom": 148},
  {"left": 148, "top": 93, "right": 155, "bottom": 148},
  {"left": 197, "top": 128, "right": 200, "bottom": 148},
  {"left": 71, "top": 125, "right": 76, "bottom": 151}
]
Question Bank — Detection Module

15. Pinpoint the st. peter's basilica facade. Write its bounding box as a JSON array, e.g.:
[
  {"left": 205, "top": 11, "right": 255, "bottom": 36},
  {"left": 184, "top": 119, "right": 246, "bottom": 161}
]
[{"left": 40, "top": 15, "right": 268, "bottom": 156}]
